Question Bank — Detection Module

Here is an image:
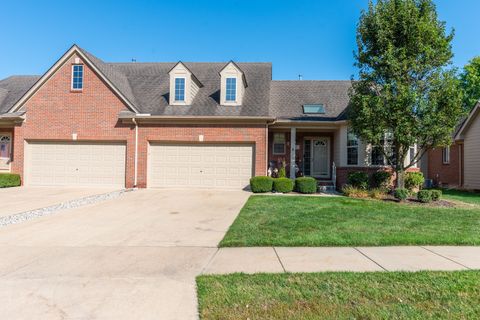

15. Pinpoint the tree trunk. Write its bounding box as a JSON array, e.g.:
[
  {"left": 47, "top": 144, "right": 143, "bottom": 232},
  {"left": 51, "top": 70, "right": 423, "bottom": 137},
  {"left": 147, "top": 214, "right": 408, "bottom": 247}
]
[{"left": 396, "top": 169, "right": 405, "bottom": 189}]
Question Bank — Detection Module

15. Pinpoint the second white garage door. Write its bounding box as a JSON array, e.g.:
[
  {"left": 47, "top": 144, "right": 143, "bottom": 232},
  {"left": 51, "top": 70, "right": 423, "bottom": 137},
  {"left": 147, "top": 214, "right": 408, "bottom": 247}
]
[
  {"left": 148, "top": 143, "right": 254, "bottom": 189},
  {"left": 26, "top": 141, "right": 126, "bottom": 187}
]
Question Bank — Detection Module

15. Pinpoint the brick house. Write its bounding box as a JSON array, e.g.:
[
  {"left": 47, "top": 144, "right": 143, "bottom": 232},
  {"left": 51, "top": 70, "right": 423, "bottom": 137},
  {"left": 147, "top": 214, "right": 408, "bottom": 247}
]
[
  {"left": 427, "top": 102, "right": 480, "bottom": 190},
  {"left": 0, "top": 45, "right": 422, "bottom": 189}
]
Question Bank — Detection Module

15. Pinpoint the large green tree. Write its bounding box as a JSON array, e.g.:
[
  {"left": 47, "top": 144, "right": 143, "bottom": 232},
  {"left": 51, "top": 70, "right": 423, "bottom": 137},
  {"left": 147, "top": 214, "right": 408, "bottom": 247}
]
[
  {"left": 460, "top": 56, "right": 480, "bottom": 110},
  {"left": 349, "top": 0, "right": 464, "bottom": 188}
]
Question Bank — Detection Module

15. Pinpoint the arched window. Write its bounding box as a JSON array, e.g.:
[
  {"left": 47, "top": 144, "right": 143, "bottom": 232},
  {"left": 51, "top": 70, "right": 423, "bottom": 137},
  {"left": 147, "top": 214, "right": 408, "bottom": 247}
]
[{"left": 0, "top": 135, "right": 11, "bottom": 159}]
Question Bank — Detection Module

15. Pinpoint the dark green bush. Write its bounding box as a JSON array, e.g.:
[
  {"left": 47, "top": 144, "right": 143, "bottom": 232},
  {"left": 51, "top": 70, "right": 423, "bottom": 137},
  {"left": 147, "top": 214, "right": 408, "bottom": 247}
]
[
  {"left": 0, "top": 173, "right": 21, "bottom": 188},
  {"left": 273, "top": 178, "right": 295, "bottom": 193},
  {"left": 371, "top": 171, "right": 392, "bottom": 189},
  {"left": 405, "top": 172, "right": 425, "bottom": 190},
  {"left": 394, "top": 188, "right": 409, "bottom": 201},
  {"left": 347, "top": 171, "right": 369, "bottom": 190},
  {"left": 250, "top": 176, "right": 273, "bottom": 193},
  {"left": 417, "top": 190, "right": 433, "bottom": 203},
  {"left": 295, "top": 177, "right": 317, "bottom": 194},
  {"left": 430, "top": 189, "right": 442, "bottom": 201}
]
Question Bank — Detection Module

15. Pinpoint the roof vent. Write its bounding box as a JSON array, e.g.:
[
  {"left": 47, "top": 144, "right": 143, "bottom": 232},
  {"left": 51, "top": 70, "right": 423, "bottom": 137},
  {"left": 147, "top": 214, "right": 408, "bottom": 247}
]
[{"left": 303, "top": 104, "right": 325, "bottom": 114}]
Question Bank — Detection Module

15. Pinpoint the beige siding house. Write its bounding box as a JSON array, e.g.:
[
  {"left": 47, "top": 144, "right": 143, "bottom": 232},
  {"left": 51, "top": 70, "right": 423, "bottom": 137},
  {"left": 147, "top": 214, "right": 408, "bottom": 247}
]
[{"left": 456, "top": 102, "right": 480, "bottom": 190}]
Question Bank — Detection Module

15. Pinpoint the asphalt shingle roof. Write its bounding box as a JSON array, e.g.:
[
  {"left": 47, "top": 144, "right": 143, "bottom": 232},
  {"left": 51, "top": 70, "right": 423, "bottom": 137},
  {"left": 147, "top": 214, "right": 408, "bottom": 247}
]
[
  {"left": 0, "top": 46, "right": 353, "bottom": 121},
  {"left": 269, "top": 80, "right": 352, "bottom": 120},
  {"left": 0, "top": 76, "right": 40, "bottom": 113}
]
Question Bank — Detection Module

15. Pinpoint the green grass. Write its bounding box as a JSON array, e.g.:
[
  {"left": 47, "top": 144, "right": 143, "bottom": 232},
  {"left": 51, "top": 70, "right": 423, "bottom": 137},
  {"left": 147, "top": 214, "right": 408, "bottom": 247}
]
[
  {"left": 441, "top": 189, "right": 480, "bottom": 206},
  {"left": 220, "top": 196, "right": 480, "bottom": 247},
  {"left": 197, "top": 271, "right": 480, "bottom": 320}
]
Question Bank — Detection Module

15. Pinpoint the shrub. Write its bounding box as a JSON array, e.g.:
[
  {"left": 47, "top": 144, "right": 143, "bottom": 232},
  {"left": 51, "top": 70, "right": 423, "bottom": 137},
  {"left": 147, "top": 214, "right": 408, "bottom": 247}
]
[
  {"left": 405, "top": 172, "right": 425, "bottom": 191},
  {"left": 394, "top": 188, "right": 409, "bottom": 201},
  {"left": 371, "top": 171, "right": 392, "bottom": 189},
  {"left": 273, "top": 178, "right": 295, "bottom": 193},
  {"left": 0, "top": 174, "right": 21, "bottom": 188},
  {"left": 250, "top": 176, "right": 273, "bottom": 193},
  {"left": 278, "top": 163, "right": 287, "bottom": 178},
  {"left": 417, "top": 190, "right": 433, "bottom": 203},
  {"left": 342, "top": 185, "right": 369, "bottom": 198},
  {"left": 369, "top": 188, "right": 387, "bottom": 200},
  {"left": 347, "top": 171, "right": 369, "bottom": 190},
  {"left": 295, "top": 177, "right": 317, "bottom": 194},
  {"left": 430, "top": 189, "right": 442, "bottom": 201}
]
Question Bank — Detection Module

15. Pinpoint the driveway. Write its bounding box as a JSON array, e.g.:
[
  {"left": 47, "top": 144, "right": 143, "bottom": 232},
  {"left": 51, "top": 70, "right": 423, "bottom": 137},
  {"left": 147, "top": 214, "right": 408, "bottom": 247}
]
[
  {"left": 0, "top": 187, "right": 119, "bottom": 217},
  {"left": 0, "top": 189, "right": 250, "bottom": 320}
]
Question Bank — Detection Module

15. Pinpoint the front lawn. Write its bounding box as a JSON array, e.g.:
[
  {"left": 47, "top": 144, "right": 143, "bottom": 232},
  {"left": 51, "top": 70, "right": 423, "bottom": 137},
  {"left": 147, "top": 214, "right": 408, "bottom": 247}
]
[
  {"left": 197, "top": 271, "right": 480, "bottom": 320},
  {"left": 441, "top": 189, "right": 480, "bottom": 206},
  {"left": 220, "top": 196, "right": 480, "bottom": 247}
]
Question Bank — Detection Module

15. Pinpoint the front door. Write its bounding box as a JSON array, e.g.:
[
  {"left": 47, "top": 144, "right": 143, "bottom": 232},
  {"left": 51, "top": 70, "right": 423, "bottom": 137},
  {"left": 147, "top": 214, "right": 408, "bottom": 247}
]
[{"left": 311, "top": 137, "right": 330, "bottom": 178}]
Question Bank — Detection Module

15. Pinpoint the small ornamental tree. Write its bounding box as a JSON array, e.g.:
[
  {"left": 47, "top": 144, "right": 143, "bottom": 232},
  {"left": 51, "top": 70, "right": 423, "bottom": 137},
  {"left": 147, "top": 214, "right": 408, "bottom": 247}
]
[
  {"left": 349, "top": 0, "right": 464, "bottom": 188},
  {"left": 460, "top": 56, "right": 480, "bottom": 111}
]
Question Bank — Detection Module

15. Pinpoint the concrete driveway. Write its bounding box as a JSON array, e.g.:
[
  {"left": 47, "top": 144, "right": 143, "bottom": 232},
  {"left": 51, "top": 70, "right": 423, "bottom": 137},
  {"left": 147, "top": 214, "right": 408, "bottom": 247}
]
[
  {"left": 0, "top": 189, "right": 250, "bottom": 320},
  {"left": 0, "top": 187, "right": 118, "bottom": 217}
]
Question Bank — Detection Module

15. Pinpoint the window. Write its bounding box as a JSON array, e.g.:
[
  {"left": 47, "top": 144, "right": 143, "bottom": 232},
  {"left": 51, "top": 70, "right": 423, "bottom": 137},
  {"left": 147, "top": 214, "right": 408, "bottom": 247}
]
[
  {"left": 410, "top": 146, "right": 417, "bottom": 167},
  {"left": 442, "top": 146, "right": 450, "bottom": 164},
  {"left": 303, "top": 104, "right": 325, "bottom": 114},
  {"left": 71, "top": 65, "right": 83, "bottom": 90},
  {"left": 226, "top": 77, "right": 237, "bottom": 101},
  {"left": 0, "top": 135, "right": 11, "bottom": 159},
  {"left": 371, "top": 145, "right": 385, "bottom": 165},
  {"left": 347, "top": 129, "right": 358, "bottom": 165},
  {"left": 174, "top": 78, "right": 185, "bottom": 101},
  {"left": 273, "top": 133, "right": 286, "bottom": 155}
]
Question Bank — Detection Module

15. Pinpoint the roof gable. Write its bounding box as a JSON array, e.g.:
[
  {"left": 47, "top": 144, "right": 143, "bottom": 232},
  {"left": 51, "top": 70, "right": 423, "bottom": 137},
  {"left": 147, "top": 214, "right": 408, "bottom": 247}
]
[
  {"left": 8, "top": 45, "right": 140, "bottom": 113},
  {"left": 455, "top": 101, "right": 480, "bottom": 140}
]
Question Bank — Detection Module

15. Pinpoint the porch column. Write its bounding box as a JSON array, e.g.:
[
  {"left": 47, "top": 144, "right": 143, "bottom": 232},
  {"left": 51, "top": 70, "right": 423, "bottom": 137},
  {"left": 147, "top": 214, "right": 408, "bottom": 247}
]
[{"left": 290, "top": 127, "right": 296, "bottom": 179}]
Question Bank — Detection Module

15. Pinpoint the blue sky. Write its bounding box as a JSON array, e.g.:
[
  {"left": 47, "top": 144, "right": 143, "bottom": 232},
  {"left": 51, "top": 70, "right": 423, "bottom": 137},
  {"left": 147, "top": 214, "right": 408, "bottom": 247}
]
[{"left": 0, "top": 0, "right": 479, "bottom": 80}]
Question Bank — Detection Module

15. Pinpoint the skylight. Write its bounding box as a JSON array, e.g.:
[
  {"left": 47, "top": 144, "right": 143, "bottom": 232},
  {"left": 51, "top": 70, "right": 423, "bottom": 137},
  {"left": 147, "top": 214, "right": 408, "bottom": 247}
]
[{"left": 303, "top": 104, "right": 325, "bottom": 114}]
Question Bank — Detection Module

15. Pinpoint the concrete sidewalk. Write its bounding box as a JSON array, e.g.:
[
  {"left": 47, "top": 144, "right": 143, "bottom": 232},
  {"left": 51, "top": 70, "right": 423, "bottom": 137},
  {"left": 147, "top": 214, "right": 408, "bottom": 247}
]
[{"left": 203, "top": 246, "right": 480, "bottom": 274}]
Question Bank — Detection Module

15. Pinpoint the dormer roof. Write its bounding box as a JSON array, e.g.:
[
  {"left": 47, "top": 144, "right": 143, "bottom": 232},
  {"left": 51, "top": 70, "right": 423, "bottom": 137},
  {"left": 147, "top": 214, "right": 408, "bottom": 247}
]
[
  {"left": 219, "top": 61, "right": 248, "bottom": 87},
  {"left": 168, "top": 61, "right": 204, "bottom": 88}
]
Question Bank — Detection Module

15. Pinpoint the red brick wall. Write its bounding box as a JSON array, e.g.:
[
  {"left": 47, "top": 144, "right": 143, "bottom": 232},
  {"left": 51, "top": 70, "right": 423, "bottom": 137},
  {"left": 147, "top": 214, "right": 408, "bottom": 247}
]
[
  {"left": 427, "top": 144, "right": 461, "bottom": 187},
  {"left": 10, "top": 52, "right": 267, "bottom": 188}
]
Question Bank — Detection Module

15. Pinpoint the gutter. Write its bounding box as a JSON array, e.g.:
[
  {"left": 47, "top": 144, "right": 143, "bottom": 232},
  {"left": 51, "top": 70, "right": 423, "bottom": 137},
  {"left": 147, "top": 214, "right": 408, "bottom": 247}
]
[
  {"left": 119, "top": 114, "right": 275, "bottom": 124},
  {"left": 132, "top": 117, "right": 139, "bottom": 188}
]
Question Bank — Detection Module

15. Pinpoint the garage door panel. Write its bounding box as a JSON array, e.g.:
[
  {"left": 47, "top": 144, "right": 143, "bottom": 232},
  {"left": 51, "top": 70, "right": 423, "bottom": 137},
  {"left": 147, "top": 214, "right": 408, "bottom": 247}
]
[
  {"left": 27, "top": 142, "right": 126, "bottom": 187},
  {"left": 148, "top": 143, "right": 254, "bottom": 189}
]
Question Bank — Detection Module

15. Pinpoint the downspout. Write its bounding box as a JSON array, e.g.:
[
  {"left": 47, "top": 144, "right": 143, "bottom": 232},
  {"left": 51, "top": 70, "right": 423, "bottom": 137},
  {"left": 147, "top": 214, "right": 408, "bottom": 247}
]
[{"left": 132, "top": 117, "right": 139, "bottom": 188}]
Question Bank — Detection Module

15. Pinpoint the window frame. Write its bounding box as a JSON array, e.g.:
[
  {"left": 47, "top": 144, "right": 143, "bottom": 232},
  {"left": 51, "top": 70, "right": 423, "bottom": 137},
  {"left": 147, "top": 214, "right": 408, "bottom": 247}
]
[
  {"left": 174, "top": 77, "right": 186, "bottom": 102},
  {"left": 71, "top": 64, "right": 84, "bottom": 91},
  {"left": 346, "top": 129, "right": 359, "bottom": 166},
  {"left": 442, "top": 146, "right": 450, "bottom": 164},
  {"left": 272, "top": 133, "right": 286, "bottom": 155},
  {"left": 0, "top": 133, "right": 12, "bottom": 160},
  {"left": 225, "top": 77, "right": 237, "bottom": 102}
]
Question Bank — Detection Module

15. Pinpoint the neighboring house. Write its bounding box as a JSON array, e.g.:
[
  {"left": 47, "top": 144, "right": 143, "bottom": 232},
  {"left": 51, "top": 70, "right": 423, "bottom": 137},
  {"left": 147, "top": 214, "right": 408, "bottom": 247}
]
[
  {"left": 0, "top": 45, "right": 420, "bottom": 189},
  {"left": 427, "top": 102, "right": 480, "bottom": 190}
]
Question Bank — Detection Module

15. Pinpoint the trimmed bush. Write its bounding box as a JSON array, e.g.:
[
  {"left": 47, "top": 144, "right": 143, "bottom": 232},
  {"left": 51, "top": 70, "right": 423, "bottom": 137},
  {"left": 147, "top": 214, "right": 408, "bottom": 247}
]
[
  {"left": 369, "top": 188, "right": 387, "bottom": 200},
  {"left": 394, "top": 188, "right": 409, "bottom": 201},
  {"left": 295, "top": 177, "right": 317, "bottom": 194},
  {"left": 273, "top": 178, "right": 295, "bottom": 193},
  {"left": 342, "top": 185, "right": 369, "bottom": 198},
  {"left": 371, "top": 171, "right": 392, "bottom": 189},
  {"left": 405, "top": 172, "right": 425, "bottom": 191},
  {"left": 430, "top": 189, "right": 442, "bottom": 201},
  {"left": 417, "top": 190, "right": 433, "bottom": 203},
  {"left": 347, "top": 171, "right": 369, "bottom": 190},
  {"left": 0, "top": 174, "right": 21, "bottom": 188},
  {"left": 250, "top": 176, "right": 273, "bottom": 193}
]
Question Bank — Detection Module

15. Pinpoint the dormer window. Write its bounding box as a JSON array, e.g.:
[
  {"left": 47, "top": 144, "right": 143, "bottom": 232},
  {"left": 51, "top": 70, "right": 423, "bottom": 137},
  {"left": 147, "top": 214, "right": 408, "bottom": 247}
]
[
  {"left": 220, "top": 62, "right": 247, "bottom": 106},
  {"left": 174, "top": 78, "right": 185, "bottom": 102},
  {"left": 71, "top": 65, "right": 83, "bottom": 90},
  {"left": 168, "top": 62, "right": 203, "bottom": 105},
  {"left": 226, "top": 78, "right": 237, "bottom": 101},
  {"left": 303, "top": 104, "right": 325, "bottom": 114}
]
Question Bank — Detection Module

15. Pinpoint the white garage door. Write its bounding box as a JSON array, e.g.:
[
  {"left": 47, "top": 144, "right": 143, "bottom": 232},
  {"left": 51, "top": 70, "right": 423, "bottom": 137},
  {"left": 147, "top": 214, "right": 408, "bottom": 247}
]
[
  {"left": 148, "top": 143, "right": 254, "bottom": 189},
  {"left": 26, "top": 141, "right": 126, "bottom": 187}
]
